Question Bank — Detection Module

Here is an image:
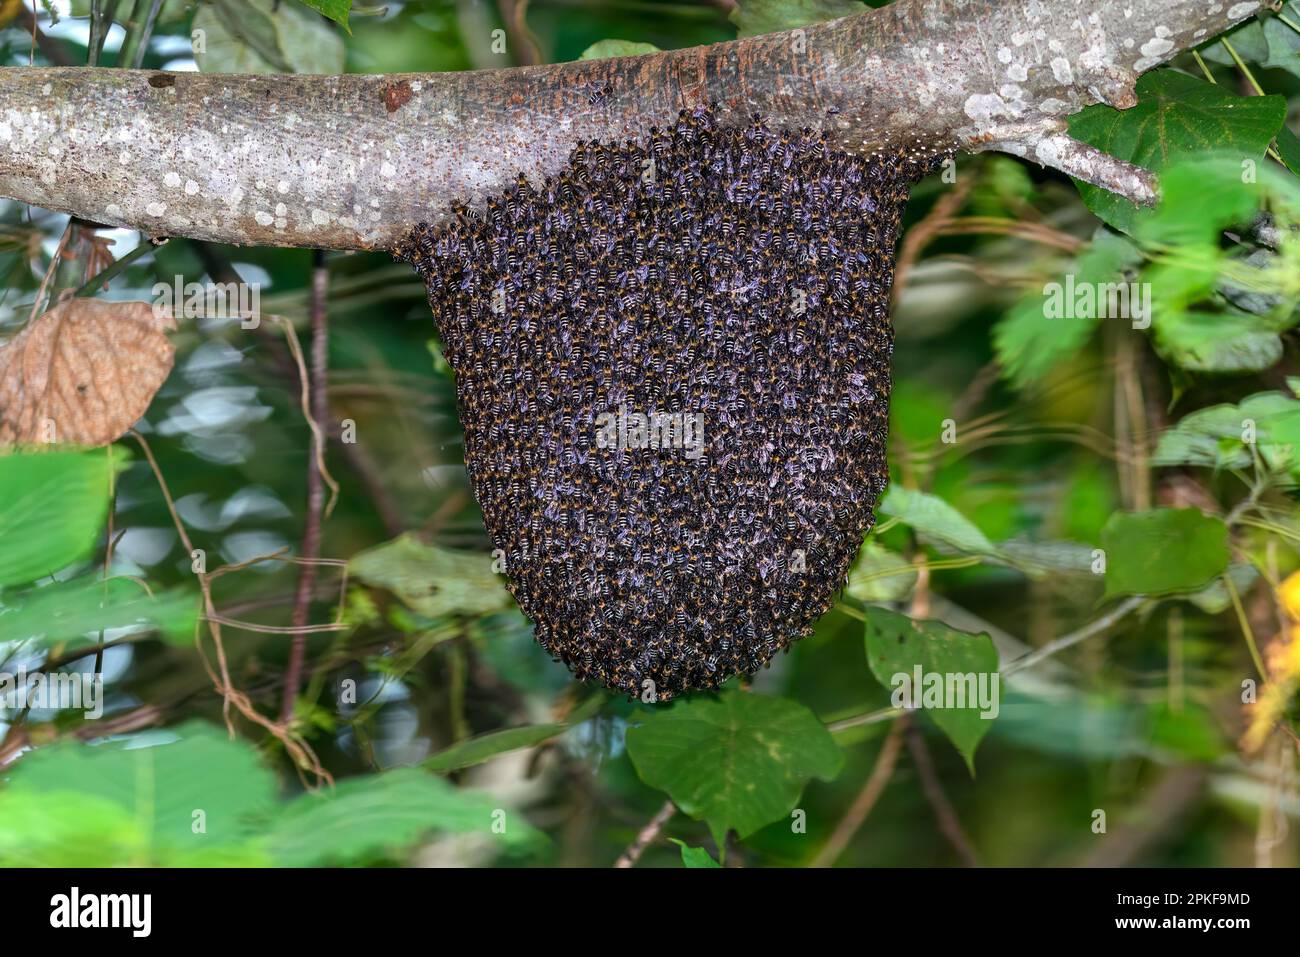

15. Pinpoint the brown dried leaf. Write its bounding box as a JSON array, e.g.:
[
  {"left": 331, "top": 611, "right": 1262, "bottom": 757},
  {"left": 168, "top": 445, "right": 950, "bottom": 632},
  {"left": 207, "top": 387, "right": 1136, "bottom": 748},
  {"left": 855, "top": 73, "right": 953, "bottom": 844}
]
[{"left": 0, "top": 299, "right": 176, "bottom": 446}]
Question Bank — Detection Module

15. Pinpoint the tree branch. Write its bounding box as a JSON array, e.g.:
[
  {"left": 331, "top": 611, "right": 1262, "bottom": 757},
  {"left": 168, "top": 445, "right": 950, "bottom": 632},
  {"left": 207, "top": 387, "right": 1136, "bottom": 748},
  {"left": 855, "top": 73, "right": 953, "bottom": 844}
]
[
  {"left": 0, "top": 0, "right": 1262, "bottom": 250},
  {"left": 614, "top": 799, "right": 677, "bottom": 868}
]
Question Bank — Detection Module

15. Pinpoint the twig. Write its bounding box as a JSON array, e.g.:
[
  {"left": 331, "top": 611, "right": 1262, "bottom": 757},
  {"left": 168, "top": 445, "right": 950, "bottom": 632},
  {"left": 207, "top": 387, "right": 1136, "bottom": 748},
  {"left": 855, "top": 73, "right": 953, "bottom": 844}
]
[
  {"left": 1001, "top": 595, "right": 1146, "bottom": 676},
  {"left": 281, "top": 249, "right": 331, "bottom": 725},
  {"left": 87, "top": 0, "right": 120, "bottom": 68},
  {"left": 277, "top": 313, "right": 341, "bottom": 519},
  {"left": 0, "top": 703, "right": 167, "bottom": 768},
  {"left": 615, "top": 800, "right": 677, "bottom": 868},
  {"left": 496, "top": 0, "right": 542, "bottom": 66},
  {"left": 26, "top": 221, "right": 72, "bottom": 323},
  {"left": 927, "top": 216, "right": 1085, "bottom": 253},
  {"left": 892, "top": 176, "right": 970, "bottom": 304},
  {"left": 130, "top": 429, "right": 332, "bottom": 785},
  {"left": 121, "top": 0, "right": 164, "bottom": 71},
  {"left": 1225, "top": 571, "right": 1269, "bottom": 681},
  {"left": 906, "top": 722, "right": 980, "bottom": 866},
  {"left": 70, "top": 237, "right": 164, "bottom": 297},
  {"left": 15, "top": 3, "right": 73, "bottom": 66},
  {"left": 810, "top": 715, "right": 908, "bottom": 867}
]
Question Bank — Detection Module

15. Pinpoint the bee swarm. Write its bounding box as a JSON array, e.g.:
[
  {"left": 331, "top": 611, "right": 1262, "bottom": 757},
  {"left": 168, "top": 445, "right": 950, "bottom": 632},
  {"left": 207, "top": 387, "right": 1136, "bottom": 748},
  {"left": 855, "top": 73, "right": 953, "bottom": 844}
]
[{"left": 397, "top": 107, "right": 936, "bottom": 700}]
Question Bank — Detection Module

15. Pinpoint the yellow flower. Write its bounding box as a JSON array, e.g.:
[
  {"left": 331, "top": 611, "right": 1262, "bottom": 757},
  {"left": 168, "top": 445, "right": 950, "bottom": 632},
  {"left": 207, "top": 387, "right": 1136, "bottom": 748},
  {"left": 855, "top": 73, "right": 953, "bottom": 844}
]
[{"left": 1242, "top": 574, "right": 1300, "bottom": 751}]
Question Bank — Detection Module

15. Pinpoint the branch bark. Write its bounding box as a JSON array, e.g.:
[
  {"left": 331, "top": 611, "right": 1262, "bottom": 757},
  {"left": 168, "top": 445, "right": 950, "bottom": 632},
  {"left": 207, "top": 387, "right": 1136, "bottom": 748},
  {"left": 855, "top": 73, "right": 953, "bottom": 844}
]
[{"left": 0, "top": 0, "right": 1262, "bottom": 251}]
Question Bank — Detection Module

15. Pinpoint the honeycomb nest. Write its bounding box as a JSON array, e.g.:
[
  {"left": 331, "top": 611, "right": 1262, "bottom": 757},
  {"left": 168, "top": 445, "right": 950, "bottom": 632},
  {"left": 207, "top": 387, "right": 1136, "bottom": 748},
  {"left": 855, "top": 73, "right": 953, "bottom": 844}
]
[{"left": 396, "top": 107, "right": 930, "bottom": 700}]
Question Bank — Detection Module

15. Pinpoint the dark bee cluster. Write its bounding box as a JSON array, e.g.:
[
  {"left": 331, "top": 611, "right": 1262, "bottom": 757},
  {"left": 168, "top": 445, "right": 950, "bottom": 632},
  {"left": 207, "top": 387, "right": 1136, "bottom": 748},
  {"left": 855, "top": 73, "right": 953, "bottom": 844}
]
[{"left": 397, "top": 107, "right": 930, "bottom": 700}]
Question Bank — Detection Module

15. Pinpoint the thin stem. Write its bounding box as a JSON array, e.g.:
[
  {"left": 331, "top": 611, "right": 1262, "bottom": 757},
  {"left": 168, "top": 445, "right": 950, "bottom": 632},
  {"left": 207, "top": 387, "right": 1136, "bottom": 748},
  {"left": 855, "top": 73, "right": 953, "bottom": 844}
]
[
  {"left": 1220, "top": 37, "right": 1285, "bottom": 165},
  {"left": 906, "top": 722, "right": 980, "bottom": 866},
  {"left": 27, "top": 222, "right": 72, "bottom": 323},
  {"left": 810, "top": 716, "right": 908, "bottom": 867},
  {"left": 124, "top": 0, "right": 165, "bottom": 70},
  {"left": 1221, "top": 36, "right": 1265, "bottom": 96},
  {"left": 1191, "top": 48, "right": 1215, "bottom": 83},
  {"left": 16, "top": 2, "right": 73, "bottom": 66},
  {"left": 71, "top": 237, "right": 163, "bottom": 298},
  {"left": 88, "top": 0, "right": 122, "bottom": 68},
  {"left": 281, "top": 250, "right": 331, "bottom": 725},
  {"left": 1002, "top": 595, "right": 1146, "bottom": 676},
  {"left": 614, "top": 800, "right": 677, "bottom": 868},
  {"left": 1224, "top": 572, "right": 1268, "bottom": 681},
  {"left": 130, "top": 429, "right": 331, "bottom": 784}
]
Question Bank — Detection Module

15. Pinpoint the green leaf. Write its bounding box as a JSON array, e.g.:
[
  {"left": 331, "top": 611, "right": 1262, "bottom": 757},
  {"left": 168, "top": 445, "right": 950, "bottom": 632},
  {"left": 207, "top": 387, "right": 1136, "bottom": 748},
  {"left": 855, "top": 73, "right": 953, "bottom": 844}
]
[
  {"left": 263, "top": 768, "right": 542, "bottom": 866},
  {"left": 194, "top": 0, "right": 345, "bottom": 74},
  {"left": 424, "top": 693, "right": 606, "bottom": 773},
  {"left": 1199, "top": 15, "right": 1271, "bottom": 67},
  {"left": 669, "top": 838, "right": 721, "bottom": 868},
  {"left": 1142, "top": 153, "right": 1300, "bottom": 374},
  {"left": 730, "top": 0, "right": 866, "bottom": 37},
  {"left": 3, "top": 721, "right": 278, "bottom": 859},
  {"left": 1202, "top": 4, "right": 1300, "bottom": 80},
  {"left": 0, "top": 789, "right": 163, "bottom": 867},
  {"left": 1152, "top": 390, "right": 1300, "bottom": 473},
  {"left": 1099, "top": 508, "right": 1230, "bottom": 599},
  {"left": 879, "top": 486, "right": 999, "bottom": 557},
  {"left": 0, "top": 449, "right": 117, "bottom": 589},
  {"left": 863, "top": 608, "right": 999, "bottom": 773},
  {"left": 296, "top": 0, "right": 350, "bottom": 32},
  {"left": 1260, "top": 4, "right": 1300, "bottom": 77},
  {"left": 424, "top": 724, "right": 568, "bottom": 773},
  {"left": 845, "top": 541, "right": 916, "bottom": 602},
  {"left": 1139, "top": 155, "right": 1268, "bottom": 248},
  {"left": 993, "top": 229, "right": 1142, "bottom": 388},
  {"left": 579, "top": 39, "right": 660, "bottom": 60},
  {"left": 348, "top": 534, "right": 511, "bottom": 619},
  {"left": 0, "top": 724, "right": 541, "bottom": 866},
  {"left": 625, "top": 690, "right": 842, "bottom": 846},
  {"left": 1136, "top": 159, "right": 1300, "bottom": 371},
  {"left": 1067, "top": 71, "right": 1286, "bottom": 233},
  {"left": 0, "top": 576, "right": 197, "bottom": 648},
  {"left": 1150, "top": 308, "right": 1285, "bottom": 373},
  {"left": 1277, "top": 124, "right": 1300, "bottom": 176}
]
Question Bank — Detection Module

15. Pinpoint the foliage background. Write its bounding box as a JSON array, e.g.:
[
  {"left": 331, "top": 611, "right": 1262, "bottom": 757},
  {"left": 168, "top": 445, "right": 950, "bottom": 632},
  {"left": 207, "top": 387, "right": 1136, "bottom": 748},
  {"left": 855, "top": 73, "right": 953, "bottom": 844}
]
[{"left": 0, "top": 0, "right": 1298, "bottom": 867}]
